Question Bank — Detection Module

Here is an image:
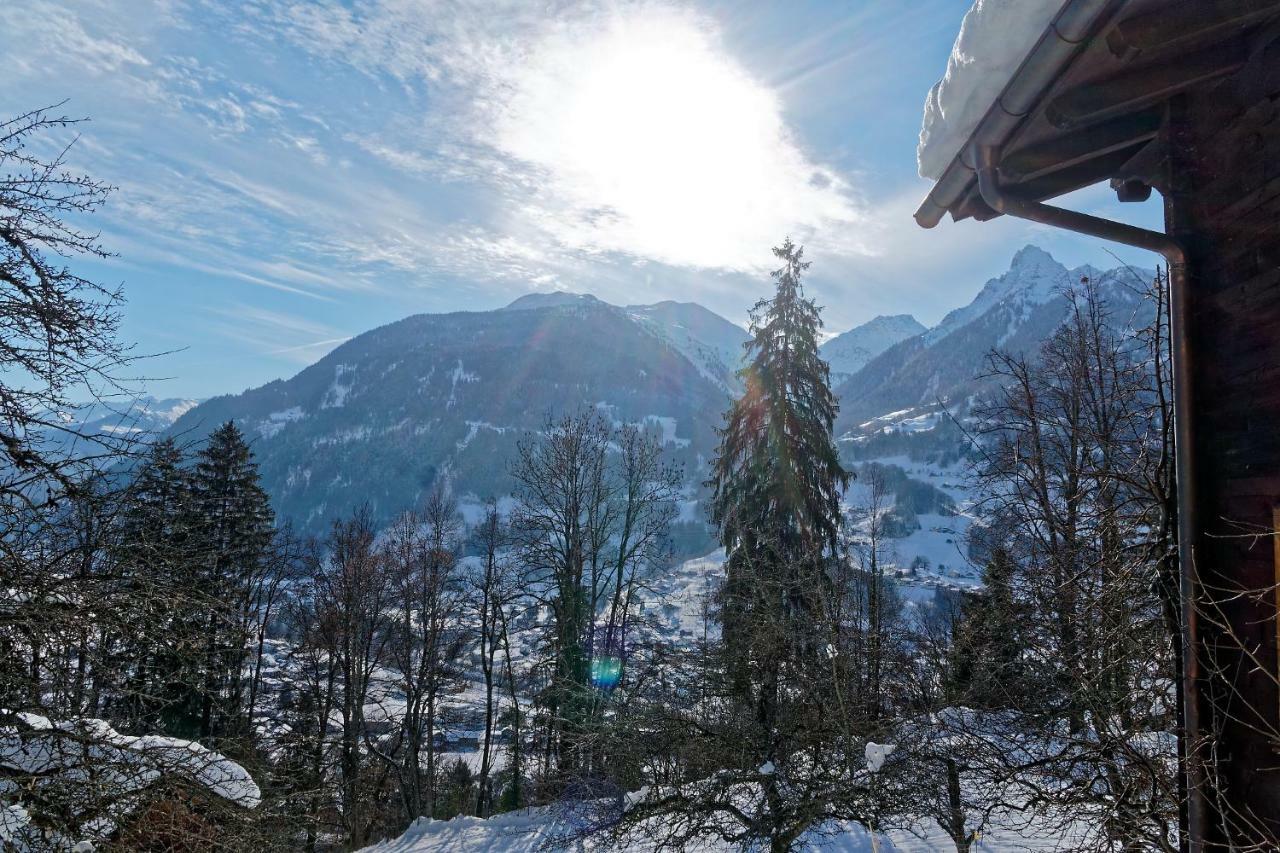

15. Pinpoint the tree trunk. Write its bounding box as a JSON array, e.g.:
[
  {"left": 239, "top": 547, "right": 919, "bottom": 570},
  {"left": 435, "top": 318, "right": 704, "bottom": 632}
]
[{"left": 945, "top": 758, "right": 971, "bottom": 853}]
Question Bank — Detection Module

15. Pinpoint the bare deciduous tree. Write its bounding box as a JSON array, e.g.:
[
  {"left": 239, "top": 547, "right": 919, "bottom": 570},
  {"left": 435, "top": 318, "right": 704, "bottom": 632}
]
[
  {"left": 951, "top": 273, "right": 1181, "bottom": 850},
  {"left": 469, "top": 499, "right": 513, "bottom": 817},
  {"left": 376, "top": 490, "right": 467, "bottom": 822},
  {"left": 0, "top": 105, "right": 139, "bottom": 507}
]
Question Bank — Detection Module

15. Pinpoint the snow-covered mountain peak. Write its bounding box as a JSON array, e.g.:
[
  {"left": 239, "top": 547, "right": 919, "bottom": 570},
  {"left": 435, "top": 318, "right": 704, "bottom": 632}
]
[
  {"left": 925, "top": 244, "right": 1071, "bottom": 345},
  {"left": 502, "top": 291, "right": 604, "bottom": 311},
  {"left": 866, "top": 314, "right": 926, "bottom": 338},
  {"left": 625, "top": 300, "right": 750, "bottom": 392},
  {"left": 1007, "top": 243, "right": 1059, "bottom": 275},
  {"left": 821, "top": 314, "right": 926, "bottom": 381},
  {"left": 140, "top": 396, "right": 201, "bottom": 424},
  {"left": 169, "top": 296, "right": 739, "bottom": 535}
]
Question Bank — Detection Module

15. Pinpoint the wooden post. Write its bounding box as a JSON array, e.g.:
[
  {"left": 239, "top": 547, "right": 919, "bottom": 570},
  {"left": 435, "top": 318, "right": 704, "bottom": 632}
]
[{"left": 1274, "top": 506, "right": 1280, "bottom": 722}]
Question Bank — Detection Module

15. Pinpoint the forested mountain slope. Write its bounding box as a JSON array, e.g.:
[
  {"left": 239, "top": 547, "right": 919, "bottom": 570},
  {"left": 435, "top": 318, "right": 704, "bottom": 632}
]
[{"left": 169, "top": 297, "right": 736, "bottom": 534}]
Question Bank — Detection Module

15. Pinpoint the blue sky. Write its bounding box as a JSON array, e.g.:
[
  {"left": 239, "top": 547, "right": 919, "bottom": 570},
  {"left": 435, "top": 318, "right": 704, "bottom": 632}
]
[{"left": 2, "top": 0, "right": 1165, "bottom": 400}]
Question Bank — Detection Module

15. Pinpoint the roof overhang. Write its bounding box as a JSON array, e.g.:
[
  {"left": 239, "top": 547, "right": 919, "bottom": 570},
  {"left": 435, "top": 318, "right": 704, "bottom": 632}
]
[{"left": 916, "top": 0, "right": 1280, "bottom": 229}]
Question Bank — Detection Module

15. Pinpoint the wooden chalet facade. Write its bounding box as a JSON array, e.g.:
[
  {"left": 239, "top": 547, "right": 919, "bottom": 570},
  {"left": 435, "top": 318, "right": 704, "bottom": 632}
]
[{"left": 916, "top": 1, "right": 1280, "bottom": 848}]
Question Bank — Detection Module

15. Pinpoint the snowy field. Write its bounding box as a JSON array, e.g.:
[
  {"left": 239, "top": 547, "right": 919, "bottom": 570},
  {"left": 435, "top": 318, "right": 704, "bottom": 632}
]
[{"left": 357, "top": 802, "right": 1082, "bottom": 852}]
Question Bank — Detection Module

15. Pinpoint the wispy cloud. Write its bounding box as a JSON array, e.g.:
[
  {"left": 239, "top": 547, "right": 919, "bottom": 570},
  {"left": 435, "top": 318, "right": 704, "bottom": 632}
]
[
  {"left": 0, "top": 0, "right": 153, "bottom": 77},
  {"left": 206, "top": 304, "right": 351, "bottom": 364},
  {"left": 3, "top": 0, "right": 1027, "bottom": 399},
  {"left": 242, "top": 0, "right": 871, "bottom": 273},
  {"left": 5, "top": 0, "right": 878, "bottom": 297}
]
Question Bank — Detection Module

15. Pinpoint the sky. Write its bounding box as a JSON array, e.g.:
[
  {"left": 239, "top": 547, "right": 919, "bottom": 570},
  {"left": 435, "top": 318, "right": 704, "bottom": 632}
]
[{"left": 1, "top": 0, "right": 1167, "bottom": 400}]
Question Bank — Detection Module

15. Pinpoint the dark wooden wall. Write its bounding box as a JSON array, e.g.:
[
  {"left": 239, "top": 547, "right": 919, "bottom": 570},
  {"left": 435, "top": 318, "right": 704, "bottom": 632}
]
[{"left": 1168, "top": 84, "right": 1280, "bottom": 844}]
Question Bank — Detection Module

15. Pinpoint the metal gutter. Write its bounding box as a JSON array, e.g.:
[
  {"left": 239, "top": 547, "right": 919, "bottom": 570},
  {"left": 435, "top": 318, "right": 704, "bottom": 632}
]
[
  {"left": 972, "top": 143, "right": 1182, "bottom": 261},
  {"left": 973, "top": 140, "right": 1205, "bottom": 852},
  {"left": 914, "top": 0, "right": 1120, "bottom": 229}
]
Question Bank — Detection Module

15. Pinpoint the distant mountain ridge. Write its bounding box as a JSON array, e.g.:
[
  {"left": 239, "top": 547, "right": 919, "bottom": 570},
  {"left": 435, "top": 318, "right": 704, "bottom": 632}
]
[
  {"left": 820, "top": 314, "right": 926, "bottom": 383},
  {"left": 166, "top": 246, "right": 1153, "bottom": 536},
  {"left": 924, "top": 245, "right": 1098, "bottom": 345},
  {"left": 501, "top": 292, "right": 604, "bottom": 312},
  {"left": 168, "top": 296, "right": 738, "bottom": 536},
  {"left": 50, "top": 395, "right": 200, "bottom": 439},
  {"left": 505, "top": 292, "right": 749, "bottom": 390},
  {"left": 835, "top": 245, "right": 1154, "bottom": 432},
  {"left": 625, "top": 300, "right": 749, "bottom": 391}
]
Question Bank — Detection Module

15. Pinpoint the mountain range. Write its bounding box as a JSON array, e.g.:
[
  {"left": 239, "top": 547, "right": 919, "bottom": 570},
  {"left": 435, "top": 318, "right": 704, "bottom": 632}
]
[
  {"left": 169, "top": 295, "right": 736, "bottom": 537},
  {"left": 833, "top": 245, "right": 1152, "bottom": 431},
  {"left": 822, "top": 314, "right": 926, "bottom": 383},
  {"left": 164, "top": 245, "right": 1156, "bottom": 536}
]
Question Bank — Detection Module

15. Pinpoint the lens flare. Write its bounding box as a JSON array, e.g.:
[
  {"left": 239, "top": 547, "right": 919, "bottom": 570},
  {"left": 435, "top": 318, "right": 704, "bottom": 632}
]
[{"left": 590, "top": 655, "right": 623, "bottom": 691}]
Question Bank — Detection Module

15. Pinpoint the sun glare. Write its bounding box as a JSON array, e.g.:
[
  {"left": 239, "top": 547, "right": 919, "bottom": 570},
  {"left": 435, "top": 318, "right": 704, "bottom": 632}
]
[{"left": 493, "top": 6, "right": 862, "bottom": 272}]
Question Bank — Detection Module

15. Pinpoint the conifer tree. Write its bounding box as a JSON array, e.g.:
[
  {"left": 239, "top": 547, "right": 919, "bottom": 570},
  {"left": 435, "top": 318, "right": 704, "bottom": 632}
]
[
  {"left": 189, "top": 421, "right": 275, "bottom": 743},
  {"left": 944, "top": 548, "right": 1027, "bottom": 709},
  {"left": 620, "top": 243, "right": 912, "bottom": 853},
  {"left": 114, "top": 437, "right": 200, "bottom": 734},
  {"left": 709, "top": 238, "right": 849, "bottom": 699}
]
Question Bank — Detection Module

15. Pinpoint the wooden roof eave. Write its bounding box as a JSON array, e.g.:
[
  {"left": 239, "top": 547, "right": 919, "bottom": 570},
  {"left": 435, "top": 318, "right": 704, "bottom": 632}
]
[
  {"left": 914, "top": 0, "right": 1121, "bottom": 229},
  {"left": 915, "top": 0, "right": 1280, "bottom": 228}
]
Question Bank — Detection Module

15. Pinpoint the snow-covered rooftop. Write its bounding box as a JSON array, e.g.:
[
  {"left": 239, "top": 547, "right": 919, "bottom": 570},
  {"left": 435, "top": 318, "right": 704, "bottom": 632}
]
[{"left": 917, "top": 0, "right": 1066, "bottom": 180}]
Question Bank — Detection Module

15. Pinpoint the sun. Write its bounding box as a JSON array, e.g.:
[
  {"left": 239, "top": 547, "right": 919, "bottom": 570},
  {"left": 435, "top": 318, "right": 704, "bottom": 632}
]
[{"left": 491, "top": 5, "right": 862, "bottom": 272}]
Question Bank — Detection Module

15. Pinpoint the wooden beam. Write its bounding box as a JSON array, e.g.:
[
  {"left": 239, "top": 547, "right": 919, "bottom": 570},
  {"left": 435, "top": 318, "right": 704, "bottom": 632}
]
[
  {"left": 1107, "top": 0, "right": 1280, "bottom": 59},
  {"left": 957, "top": 142, "right": 1151, "bottom": 222},
  {"left": 1110, "top": 135, "right": 1169, "bottom": 191},
  {"left": 1002, "top": 108, "right": 1163, "bottom": 182},
  {"left": 983, "top": 144, "right": 1149, "bottom": 215},
  {"left": 1047, "top": 42, "right": 1247, "bottom": 130}
]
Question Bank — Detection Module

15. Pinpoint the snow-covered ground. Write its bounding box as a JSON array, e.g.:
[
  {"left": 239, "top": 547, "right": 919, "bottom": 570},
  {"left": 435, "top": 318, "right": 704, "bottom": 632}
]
[
  {"left": 861, "top": 450, "right": 981, "bottom": 592},
  {"left": 842, "top": 400, "right": 984, "bottom": 595},
  {"left": 356, "top": 800, "right": 1081, "bottom": 852}
]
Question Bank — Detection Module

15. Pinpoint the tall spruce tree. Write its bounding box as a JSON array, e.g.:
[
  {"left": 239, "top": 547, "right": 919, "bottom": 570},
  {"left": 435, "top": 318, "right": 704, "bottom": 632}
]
[
  {"left": 617, "top": 241, "right": 903, "bottom": 853},
  {"left": 710, "top": 238, "right": 849, "bottom": 696},
  {"left": 708, "top": 240, "right": 852, "bottom": 850},
  {"left": 114, "top": 437, "right": 201, "bottom": 734},
  {"left": 190, "top": 421, "right": 274, "bottom": 743}
]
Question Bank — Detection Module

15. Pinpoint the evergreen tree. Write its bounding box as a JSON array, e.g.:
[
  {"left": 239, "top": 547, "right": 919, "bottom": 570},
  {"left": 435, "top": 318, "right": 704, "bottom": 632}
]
[
  {"left": 699, "top": 239, "right": 862, "bottom": 852},
  {"left": 709, "top": 237, "right": 849, "bottom": 698},
  {"left": 114, "top": 438, "right": 201, "bottom": 734},
  {"left": 622, "top": 244, "right": 909, "bottom": 853},
  {"left": 189, "top": 421, "right": 275, "bottom": 744},
  {"left": 944, "top": 547, "right": 1027, "bottom": 709}
]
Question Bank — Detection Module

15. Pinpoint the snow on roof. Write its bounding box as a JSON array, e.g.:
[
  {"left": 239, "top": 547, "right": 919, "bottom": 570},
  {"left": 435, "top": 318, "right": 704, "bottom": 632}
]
[
  {"left": 2, "top": 712, "right": 260, "bottom": 849},
  {"left": 917, "top": 0, "right": 1066, "bottom": 180}
]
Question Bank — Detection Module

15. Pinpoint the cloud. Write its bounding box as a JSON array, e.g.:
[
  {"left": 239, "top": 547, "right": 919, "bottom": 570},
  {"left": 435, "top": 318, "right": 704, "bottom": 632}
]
[
  {"left": 4, "top": 0, "right": 888, "bottom": 328},
  {"left": 6, "top": 0, "right": 877, "bottom": 299},
  {"left": 482, "top": 4, "right": 869, "bottom": 271},
  {"left": 0, "top": 1, "right": 153, "bottom": 77},
  {"left": 250, "top": 0, "right": 870, "bottom": 274},
  {"left": 206, "top": 305, "right": 351, "bottom": 364}
]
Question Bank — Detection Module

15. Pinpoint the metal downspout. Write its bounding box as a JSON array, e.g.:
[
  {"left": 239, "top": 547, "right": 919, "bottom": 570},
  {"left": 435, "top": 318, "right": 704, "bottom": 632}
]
[{"left": 972, "top": 142, "right": 1206, "bottom": 851}]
